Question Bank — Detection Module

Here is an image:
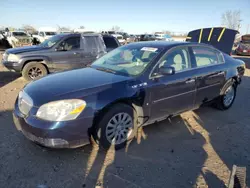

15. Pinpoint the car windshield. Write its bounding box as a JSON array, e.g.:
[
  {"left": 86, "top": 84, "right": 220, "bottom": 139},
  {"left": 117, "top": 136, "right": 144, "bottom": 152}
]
[
  {"left": 45, "top": 32, "right": 56, "bottom": 35},
  {"left": 91, "top": 45, "right": 163, "bottom": 76},
  {"left": 12, "top": 32, "right": 27, "bottom": 36},
  {"left": 39, "top": 35, "right": 63, "bottom": 47}
]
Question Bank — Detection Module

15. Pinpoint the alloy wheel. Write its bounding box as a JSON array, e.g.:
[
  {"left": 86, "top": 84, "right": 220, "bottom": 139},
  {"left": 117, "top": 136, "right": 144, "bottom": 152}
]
[
  {"left": 105, "top": 112, "right": 133, "bottom": 145},
  {"left": 223, "top": 86, "right": 235, "bottom": 107},
  {"left": 28, "top": 67, "right": 43, "bottom": 79}
]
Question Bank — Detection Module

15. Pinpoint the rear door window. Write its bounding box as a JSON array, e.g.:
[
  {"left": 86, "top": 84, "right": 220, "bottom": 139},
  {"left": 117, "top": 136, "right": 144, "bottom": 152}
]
[
  {"left": 192, "top": 46, "right": 219, "bottom": 67},
  {"left": 82, "top": 36, "right": 106, "bottom": 53}
]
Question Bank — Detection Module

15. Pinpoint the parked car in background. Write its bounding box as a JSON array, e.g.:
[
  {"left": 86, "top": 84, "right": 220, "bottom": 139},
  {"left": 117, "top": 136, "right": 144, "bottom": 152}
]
[
  {"left": 126, "top": 34, "right": 138, "bottom": 43},
  {"left": 117, "top": 32, "right": 130, "bottom": 41},
  {"left": 12, "top": 27, "right": 245, "bottom": 150},
  {"left": 2, "top": 33, "right": 120, "bottom": 81},
  {"left": 5, "top": 31, "right": 33, "bottom": 48},
  {"left": 235, "top": 34, "right": 250, "bottom": 56},
  {"left": 155, "top": 33, "right": 174, "bottom": 41},
  {"left": 0, "top": 31, "right": 12, "bottom": 50},
  {"left": 139, "top": 34, "right": 156, "bottom": 41},
  {"left": 37, "top": 27, "right": 57, "bottom": 43}
]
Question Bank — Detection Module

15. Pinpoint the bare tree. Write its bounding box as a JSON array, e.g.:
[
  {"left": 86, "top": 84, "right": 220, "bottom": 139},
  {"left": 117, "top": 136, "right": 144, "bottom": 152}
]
[
  {"left": 221, "top": 10, "right": 241, "bottom": 30},
  {"left": 22, "top": 25, "right": 37, "bottom": 34},
  {"left": 111, "top": 25, "right": 123, "bottom": 32},
  {"left": 79, "top": 26, "right": 85, "bottom": 29}
]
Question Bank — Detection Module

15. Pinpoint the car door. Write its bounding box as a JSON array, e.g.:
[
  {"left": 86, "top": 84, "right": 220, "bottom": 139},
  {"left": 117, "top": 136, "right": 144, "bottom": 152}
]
[
  {"left": 51, "top": 36, "right": 82, "bottom": 71},
  {"left": 190, "top": 46, "right": 226, "bottom": 107},
  {"left": 149, "top": 46, "right": 196, "bottom": 120}
]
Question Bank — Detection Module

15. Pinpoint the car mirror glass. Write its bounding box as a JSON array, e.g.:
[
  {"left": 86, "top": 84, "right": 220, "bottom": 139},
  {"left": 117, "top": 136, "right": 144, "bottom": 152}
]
[{"left": 159, "top": 65, "right": 175, "bottom": 75}]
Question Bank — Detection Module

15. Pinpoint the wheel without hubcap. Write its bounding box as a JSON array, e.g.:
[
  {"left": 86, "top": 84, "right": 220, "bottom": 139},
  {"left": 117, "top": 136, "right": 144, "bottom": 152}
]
[
  {"left": 28, "top": 67, "right": 43, "bottom": 79},
  {"left": 22, "top": 62, "right": 48, "bottom": 81}
]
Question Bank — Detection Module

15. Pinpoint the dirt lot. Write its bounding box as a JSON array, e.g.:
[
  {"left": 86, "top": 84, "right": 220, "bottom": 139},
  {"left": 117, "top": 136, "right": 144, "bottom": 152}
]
[{"left": 0, "top": 52, "right": 250, "bottom": 188}]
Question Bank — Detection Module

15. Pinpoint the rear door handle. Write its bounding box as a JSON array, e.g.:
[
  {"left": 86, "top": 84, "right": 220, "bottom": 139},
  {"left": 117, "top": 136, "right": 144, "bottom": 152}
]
[
  {"left": 73, "top": 52, "right": 80, "bottom": 55},
  {"left": 185, "top": 78, "right": 195, "bottom": 84}
]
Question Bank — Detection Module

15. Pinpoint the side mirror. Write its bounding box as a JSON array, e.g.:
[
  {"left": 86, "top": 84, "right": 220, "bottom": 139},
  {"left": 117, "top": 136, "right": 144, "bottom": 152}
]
[{"left": 159, "top": 65, "right": 175, "bottom": 75}]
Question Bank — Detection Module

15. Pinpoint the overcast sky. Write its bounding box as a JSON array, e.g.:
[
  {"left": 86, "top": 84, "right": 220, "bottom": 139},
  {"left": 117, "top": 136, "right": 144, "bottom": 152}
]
[{"left": 1, "top": 0, "right": 250, "bottom": 34}]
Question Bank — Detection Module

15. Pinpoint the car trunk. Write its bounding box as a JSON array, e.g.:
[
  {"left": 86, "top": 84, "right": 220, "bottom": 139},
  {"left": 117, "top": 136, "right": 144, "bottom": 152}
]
[{"left": 186, "top": 27, "right": 239, "bottom": 55}]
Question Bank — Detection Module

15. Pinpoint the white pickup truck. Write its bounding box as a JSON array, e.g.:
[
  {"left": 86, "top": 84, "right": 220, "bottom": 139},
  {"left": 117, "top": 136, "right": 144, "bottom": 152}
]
[
  {"left": 36, "top": 27, "right": 57, "bottom": 43},
  {"left": 6, "top": 31, "right": 33, "bottom": 48}
]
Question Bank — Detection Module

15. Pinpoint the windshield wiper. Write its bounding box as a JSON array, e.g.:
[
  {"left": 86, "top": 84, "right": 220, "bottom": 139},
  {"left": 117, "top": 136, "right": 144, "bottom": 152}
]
[{"left": 95, "top": 67, "right": 116, "bottom": 74}]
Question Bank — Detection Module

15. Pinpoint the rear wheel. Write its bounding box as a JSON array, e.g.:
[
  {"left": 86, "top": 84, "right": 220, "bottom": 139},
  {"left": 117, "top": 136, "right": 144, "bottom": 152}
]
[
  {"left": 215, "top": 80, "right": 237, "bottom": 110},
  {"left": 22, "top": 62, "right": 48, "bottom": 81},
  {"left": 93, "top": 103, "right": 137, "bottom": 150}
]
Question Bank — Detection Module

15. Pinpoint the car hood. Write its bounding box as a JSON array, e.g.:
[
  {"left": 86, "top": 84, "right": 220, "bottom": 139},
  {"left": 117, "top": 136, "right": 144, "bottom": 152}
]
[
  {"left": 6, "top": 45, "right": 48, "bottom": 54},
  {"left": 24, "top": 67, "right": 132, "bottom": 106}
]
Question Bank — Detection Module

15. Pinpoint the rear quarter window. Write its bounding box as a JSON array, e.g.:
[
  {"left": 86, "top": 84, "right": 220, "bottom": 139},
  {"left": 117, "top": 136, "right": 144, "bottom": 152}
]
[{"left": 103, "top": 36, "right": 119, "bottom": 48}]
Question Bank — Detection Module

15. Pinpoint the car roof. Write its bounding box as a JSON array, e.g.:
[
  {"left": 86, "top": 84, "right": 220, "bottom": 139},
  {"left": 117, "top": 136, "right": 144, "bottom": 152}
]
[
  {"left": 57, "top": 33, "right": 102, "bottom": 37},
  {"left": 126, "top": 41, "right": 213, "bottom": 49}
]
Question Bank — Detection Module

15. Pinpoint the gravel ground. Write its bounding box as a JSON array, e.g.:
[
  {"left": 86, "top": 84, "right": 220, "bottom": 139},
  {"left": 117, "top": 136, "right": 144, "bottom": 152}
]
[{"left": 0, "top": 51, "right": 250, "bottom": 188}]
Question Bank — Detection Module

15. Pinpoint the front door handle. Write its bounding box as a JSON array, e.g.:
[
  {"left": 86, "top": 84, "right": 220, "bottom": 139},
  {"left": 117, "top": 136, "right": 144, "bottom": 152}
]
[
  {"left": 185, "top": 78, "right": 195, "bottom": 84},
  {"left": 73, "top": 52, "right": 80, "bottom": 55}
]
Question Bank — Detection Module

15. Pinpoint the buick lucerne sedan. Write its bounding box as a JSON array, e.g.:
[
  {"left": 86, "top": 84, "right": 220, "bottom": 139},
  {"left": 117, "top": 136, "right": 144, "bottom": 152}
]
[{"left": 13, "top": 39, "right": 245, "bottom": 150}]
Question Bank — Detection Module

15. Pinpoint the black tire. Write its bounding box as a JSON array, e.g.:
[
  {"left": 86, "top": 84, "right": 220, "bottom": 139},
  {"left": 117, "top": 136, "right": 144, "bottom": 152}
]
[
  {"left": 93, "top": 103, "right": 138, "bottom": 150},
  {"left": 215, "top": 80, "right": 237, "bottom": 110},
  {"left": 22, "top": 62, "right": 48, "bottom": 81}
]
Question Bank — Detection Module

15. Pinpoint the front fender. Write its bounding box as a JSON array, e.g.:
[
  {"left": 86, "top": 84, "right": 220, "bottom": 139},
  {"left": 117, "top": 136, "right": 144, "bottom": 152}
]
[{"left": 19, "top": 55, "right": 52, "bottom": 69}]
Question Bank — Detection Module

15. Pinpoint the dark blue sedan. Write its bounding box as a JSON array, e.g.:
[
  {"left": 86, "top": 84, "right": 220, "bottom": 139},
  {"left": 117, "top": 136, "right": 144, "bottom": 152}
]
[{"left": 13, "top": 29, "right": 245, "bottom": 150}]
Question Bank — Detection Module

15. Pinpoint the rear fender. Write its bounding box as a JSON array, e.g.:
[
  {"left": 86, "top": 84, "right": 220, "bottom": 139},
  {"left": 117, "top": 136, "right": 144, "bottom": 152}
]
[{"left": 220, "top": 78, "right": 237, "bottom": 95}]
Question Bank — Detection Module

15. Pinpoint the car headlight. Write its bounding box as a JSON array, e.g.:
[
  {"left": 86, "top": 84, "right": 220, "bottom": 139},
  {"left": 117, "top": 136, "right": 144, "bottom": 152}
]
[
  {"left": 7, "top": 54, "right": 19, "bottom": 62},
  {"left": 36, "top": 99, "right": 86, "bottom": 121}
]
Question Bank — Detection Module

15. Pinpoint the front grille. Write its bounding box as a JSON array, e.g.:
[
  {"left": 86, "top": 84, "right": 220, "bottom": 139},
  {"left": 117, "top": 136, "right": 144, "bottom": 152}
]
[
  {"left": 18, "top": 91, "right": 33, "bottom": 116},
  {"left": 18, "top": 39, "right": 31, "bottom": 44}
]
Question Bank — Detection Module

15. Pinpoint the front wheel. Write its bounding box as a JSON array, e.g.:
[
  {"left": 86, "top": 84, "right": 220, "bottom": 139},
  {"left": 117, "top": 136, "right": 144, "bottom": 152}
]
[
  {"left": 215, "top": 80, "right": 237, "bottom": 110},
  {"left": 22, "top": 62, "right": 48, "bottom": 81},
  {"left": 93, "top": 103, "right": 138, "bottom": 150}
]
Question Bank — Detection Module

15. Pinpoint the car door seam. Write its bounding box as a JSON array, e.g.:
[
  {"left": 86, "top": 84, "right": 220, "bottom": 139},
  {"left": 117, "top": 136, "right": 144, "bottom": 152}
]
[
  {"left": 153, "top": 90, "right": 196, "bottom": 104},
  {"left": 197, "top": 82, "right": 221, "bottom": 90}
]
